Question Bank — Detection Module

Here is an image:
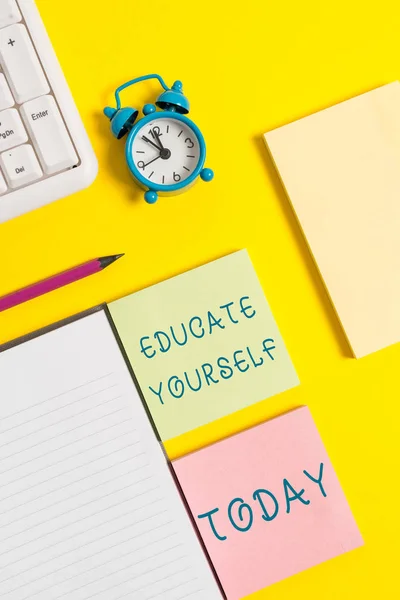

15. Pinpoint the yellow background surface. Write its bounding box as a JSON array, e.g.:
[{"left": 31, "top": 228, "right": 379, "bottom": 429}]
[{"left": 0, "top": 0, "right": 398, "bottom": 597}]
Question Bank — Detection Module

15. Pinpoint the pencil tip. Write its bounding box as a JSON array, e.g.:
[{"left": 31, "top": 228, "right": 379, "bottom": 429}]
[{"left": 98, "top": 254, "right": 125, "bottom": 269}]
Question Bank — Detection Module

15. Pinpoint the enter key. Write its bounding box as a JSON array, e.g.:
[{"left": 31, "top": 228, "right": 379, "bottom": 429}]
[{"left": 20, "top": 95, "right": 78, "bottom": 175}]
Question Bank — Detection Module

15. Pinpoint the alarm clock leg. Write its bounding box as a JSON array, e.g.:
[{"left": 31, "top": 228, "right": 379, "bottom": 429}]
[
  {"left": 200, "top": 168, "right": 214, "bottom": 182},
  {"left": 144, "top": 190, "right": 158, "bottom": 204}
]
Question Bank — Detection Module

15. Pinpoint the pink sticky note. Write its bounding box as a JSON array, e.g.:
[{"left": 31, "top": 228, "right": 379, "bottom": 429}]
[{"left": 173, "top": 407, "right": 363, "bottom": 599}]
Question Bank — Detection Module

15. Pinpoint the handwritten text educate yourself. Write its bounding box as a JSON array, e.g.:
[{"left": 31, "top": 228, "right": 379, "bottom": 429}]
[{"left": 138, "top": 296, "right": 277, "bottom": 406}]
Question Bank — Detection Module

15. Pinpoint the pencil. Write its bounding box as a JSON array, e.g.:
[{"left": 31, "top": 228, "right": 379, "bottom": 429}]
[{"left": 0, "top": 254, "right": 124, "bottom": 313}]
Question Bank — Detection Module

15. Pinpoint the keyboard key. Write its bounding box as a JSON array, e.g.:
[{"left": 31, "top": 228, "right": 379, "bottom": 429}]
[
  {"left": 0, "top": 73, "right": 14, "bottom": 109},
  {"left": 1, "top": 144, "right": 42, "bottom": 188},
  {"left": 0, "top": 0, "right": 21, "bottom": 29},
  {"left": 0, "top": 170, "right": 7, "bottom": 194},
  {"left": 0, "top": 107, "right": 27, "bottom": 150},
  {"left": 21, "top": 95, "right": 78, "bottom": 174},
  {"left": 0, "top": 24, "right": 50, "bottom": 103}
]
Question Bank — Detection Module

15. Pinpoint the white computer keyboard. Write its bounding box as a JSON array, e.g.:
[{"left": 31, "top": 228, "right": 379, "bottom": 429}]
[{"left": 0, "top": 0, "right": 97, "bottom": 223}]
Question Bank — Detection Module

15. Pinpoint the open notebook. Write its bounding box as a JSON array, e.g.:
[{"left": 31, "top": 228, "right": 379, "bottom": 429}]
[{"left": 0, "top": 308, "right": 222, "bottom": 600}]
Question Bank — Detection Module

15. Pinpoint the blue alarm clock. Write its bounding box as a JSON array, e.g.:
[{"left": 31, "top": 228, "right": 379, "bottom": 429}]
[{"left": 103, "top": 74, "right": 214, "bottom": 204}]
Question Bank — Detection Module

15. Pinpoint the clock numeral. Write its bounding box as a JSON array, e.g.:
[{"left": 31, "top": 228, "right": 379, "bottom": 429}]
[
  {"left": 149, "top": 126, "right": 161, "bottom": 137},
  {"left": 137, "top": 161, "right": 145, "bottom": 170},
  {"left": 173, "top": 172, "right": 181, "bottom": 182},
  {"left": 185, "top": 137, "right": 194, "bottom": 148}
]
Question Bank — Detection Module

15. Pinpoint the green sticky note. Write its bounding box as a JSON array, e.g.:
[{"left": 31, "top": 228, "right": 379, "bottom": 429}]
[{"left": 108, "top": 250, "right": 299, "bottom": 441}]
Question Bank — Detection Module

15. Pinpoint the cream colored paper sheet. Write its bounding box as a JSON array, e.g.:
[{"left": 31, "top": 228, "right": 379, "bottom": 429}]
[{"left": 265, "top": 82, "right": 400, "bottom": 358}]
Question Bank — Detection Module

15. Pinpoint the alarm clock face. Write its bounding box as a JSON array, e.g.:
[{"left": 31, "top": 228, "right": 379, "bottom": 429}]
[{"left": 130, "top": 117, "right": 202, "bottom": 187}]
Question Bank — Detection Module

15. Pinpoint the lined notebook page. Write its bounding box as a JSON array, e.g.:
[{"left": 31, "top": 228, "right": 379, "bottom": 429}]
[{"left": 0, "top": 310, "right": 222, "bottom": 600}]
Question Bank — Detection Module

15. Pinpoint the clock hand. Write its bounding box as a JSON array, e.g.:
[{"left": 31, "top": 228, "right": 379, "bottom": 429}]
[
  {"left": 153, "top": 129, "right": 164, "bottom": 149},
  {"left": 142, "top": 135, "right": 162, "bottom": 151},
  {"left": 144, "top": 155, "right": 161, "bottom": 167}
]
